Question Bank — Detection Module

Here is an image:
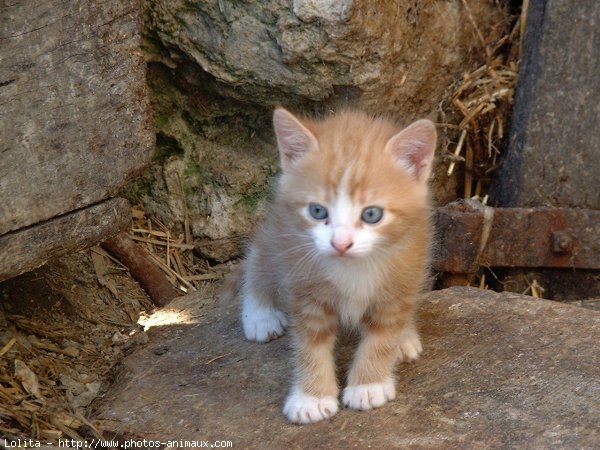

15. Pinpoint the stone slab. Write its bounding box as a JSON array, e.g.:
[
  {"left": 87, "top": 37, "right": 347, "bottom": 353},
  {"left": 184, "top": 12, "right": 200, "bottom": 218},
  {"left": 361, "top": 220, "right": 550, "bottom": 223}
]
[
  {"left": 94, "top": 287, "right": 599, "bottom": 448},
  {"left": 491, "top": 0, "right": 600, "bottom": 209},
  {"left": 0, "top": 0, "right": 154, "bottom": 235},
  {"left": 0, "top": 197, "right": 130, "bottom": 282}
]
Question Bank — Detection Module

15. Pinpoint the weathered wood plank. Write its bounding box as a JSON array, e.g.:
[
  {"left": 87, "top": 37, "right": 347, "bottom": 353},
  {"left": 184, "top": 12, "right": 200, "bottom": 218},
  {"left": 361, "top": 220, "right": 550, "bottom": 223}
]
[
  {"left": 488, "top": 0, "right": 600, "bottom": 299},
  {"left": 0, "top": 198, "right": 131, "bottom": 282},
  {"left": 491, "top": 0, "right": 600, "bottom": 208},
  {"left": 0, "top": 0, "right": 154, "bottom": 235}
]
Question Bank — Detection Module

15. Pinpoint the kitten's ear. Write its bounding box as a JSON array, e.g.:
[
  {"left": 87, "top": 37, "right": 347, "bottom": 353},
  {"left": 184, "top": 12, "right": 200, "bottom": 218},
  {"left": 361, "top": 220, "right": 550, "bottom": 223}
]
[
  {"left": 385, "top": 119, "right": 437, "bottom": 183},
  {"left": 273, "top": 108, "right": 318, "bottom": 171}
]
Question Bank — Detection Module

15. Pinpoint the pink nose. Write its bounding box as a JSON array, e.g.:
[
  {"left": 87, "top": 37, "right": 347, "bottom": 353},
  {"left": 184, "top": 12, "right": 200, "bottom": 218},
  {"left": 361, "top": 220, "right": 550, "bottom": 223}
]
[{"left": 330, "top": 239, "right": 354, "bottom": 255}]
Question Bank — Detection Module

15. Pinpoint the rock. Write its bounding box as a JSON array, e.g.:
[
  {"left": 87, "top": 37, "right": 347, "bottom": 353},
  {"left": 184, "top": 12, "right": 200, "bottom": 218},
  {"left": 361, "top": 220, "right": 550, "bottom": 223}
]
[
  {"left": 293, "top": 0, "right": 353, "bottom": 24},
  {"left": 94, "top": 287, "right": 599, "bottom": 447},
  {"left": 76, "top": 382, "right": 102, "bottom": 409},
  {"left": 60, "top": 374, "right": 86, "bottom": 396},
  {"left": 144, "top": 0, "right": 504, "bottom": 115},
  {"left": 127, "top": 331, "right": 150, "bottom": 348},
  {"left": 111, "top": 331, "right": 129, "bottom": 346},
  {"left": 133, "top": 0, "right": 508, "bottom": 261},
  {"left": 62, "top": 374, "right": 103, "bottom": 409}
]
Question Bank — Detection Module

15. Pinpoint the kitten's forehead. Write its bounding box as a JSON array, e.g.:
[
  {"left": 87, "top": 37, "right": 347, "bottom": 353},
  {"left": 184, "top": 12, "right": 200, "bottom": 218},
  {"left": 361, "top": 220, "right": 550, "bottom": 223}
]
[
  {"left": 300, "top": 157, "right": 388, "bottom": 204},
  {"left": 330, "top": 167, "right": 355, "bottom": 223},
  {"left": 337, "top": 165, "right": 354, "bottom": 196},
  {"left": 325, "top": 161, "right": 387, "bottom": 204},
  {"left": 282, "top": 110, "right": 427, "bottom": 210}
]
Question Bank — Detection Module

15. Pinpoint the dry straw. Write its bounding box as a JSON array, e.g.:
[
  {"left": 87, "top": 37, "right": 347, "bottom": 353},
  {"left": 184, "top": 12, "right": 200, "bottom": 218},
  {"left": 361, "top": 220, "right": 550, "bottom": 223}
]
[
  {"left": 129, "top": 207, "right": 228, "bottom": 294},
  {"left": 445, "top": 0, "right": 527, "bottom": 201}
]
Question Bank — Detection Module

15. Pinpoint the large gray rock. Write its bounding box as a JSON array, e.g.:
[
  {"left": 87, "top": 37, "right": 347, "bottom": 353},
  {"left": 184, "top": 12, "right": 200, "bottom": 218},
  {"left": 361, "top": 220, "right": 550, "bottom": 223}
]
[
  {"left": 94, "top": 287, "right": 599, "bottom": 448},
  {"left": 145, "top": 0, "right": 503, "bottom": 115},
  {"left": 132, "top": 0, "right": 507, "bottom": 261}
]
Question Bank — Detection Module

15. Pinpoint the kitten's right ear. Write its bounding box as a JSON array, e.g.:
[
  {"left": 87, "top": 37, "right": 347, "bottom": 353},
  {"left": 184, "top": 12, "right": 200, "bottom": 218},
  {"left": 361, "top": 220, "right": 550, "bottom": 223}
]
[{"left": 273, "top": 108, "right": 318, "bottom": 171}]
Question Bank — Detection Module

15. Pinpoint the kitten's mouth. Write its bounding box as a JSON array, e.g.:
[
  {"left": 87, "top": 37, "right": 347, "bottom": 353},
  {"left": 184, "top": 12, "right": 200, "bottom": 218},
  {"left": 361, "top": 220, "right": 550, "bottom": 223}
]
[{"left": 327, "top": 250, "right": 362, "bottom": 260}]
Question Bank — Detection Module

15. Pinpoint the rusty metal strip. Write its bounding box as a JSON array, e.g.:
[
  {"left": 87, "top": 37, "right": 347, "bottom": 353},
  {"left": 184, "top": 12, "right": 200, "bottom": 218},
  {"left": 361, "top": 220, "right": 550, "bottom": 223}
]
[{"left": 433, "top": 201, "right": 600, "bottom": 273}]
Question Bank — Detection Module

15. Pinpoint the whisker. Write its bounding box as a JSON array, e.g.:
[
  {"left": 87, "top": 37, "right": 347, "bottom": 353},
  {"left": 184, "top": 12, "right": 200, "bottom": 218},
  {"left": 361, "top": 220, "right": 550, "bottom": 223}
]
[
  {"left": 277, "top": 242, "right": 312, "bottom": 256},
  {"left": 287, "top": 249, "right": 316, "bottom": 279},
  {"left": 287, "top": 248, "right": 321, "bottom": 283}
]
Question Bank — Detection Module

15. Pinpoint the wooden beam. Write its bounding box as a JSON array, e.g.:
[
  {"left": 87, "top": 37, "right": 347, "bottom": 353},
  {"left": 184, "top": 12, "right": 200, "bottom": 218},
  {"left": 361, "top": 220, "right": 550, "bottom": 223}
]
[{"left": 0, "top": 198, "right": 131, "bottom": 282}]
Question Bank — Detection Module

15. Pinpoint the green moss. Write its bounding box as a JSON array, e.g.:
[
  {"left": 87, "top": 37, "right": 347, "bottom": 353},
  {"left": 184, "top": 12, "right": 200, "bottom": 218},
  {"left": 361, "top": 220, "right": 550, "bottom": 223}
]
[
  {"left": 122, "top": 175, "right": 154, "bottom": 204},
  {"left": 237, "top": 188, "right": 271, "bottom": 211},
  {"left": 154, "top": 133, "right": 185, "bottom": 161},
  {"left": 182, "top": 161, "right": 204, "bottom": 189}
]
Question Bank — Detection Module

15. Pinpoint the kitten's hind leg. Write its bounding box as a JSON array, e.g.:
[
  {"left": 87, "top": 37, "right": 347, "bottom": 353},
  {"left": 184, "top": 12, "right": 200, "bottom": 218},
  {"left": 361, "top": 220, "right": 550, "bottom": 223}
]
[
  {"left": 241, "top": 288, "right": 288, "bottom": 343},
  {"left": 397, "top": 323, "right": 423, "bottom": 362}
]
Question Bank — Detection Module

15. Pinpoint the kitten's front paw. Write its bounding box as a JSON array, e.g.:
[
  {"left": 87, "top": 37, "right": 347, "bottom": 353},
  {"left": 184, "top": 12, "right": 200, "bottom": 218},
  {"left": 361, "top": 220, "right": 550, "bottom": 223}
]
[
  {"left": 283, "top": 388, "right": 339, "bottom": 424},
  {"left": 242, "top": 306, "right": 288, "bottom": 343},
  {"left": 342, "top": 379, "right": 395, "bottom": 411},
  {"left": 398, "top": 328, "right": 423, "bottom": 362}
]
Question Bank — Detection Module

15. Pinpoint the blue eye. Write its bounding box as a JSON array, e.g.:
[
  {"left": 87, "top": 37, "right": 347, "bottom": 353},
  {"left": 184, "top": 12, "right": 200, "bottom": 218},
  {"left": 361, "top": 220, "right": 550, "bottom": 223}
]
[
  {"left": 308, "top": 203, "right": 328, "bottom": 220},
  {"left": 361, "top": 206, "right": 384, "bottom": 224}
]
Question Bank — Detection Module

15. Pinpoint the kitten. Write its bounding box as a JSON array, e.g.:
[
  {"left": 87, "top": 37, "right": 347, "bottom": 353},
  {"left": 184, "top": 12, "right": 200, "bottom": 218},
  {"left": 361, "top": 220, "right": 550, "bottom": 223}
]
[{"left": 239, "top": 108, "right": 436, "bottom": 424}]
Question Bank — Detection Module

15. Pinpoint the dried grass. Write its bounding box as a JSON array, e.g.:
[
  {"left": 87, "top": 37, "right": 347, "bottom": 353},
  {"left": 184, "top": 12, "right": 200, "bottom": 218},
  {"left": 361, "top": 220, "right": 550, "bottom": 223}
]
[
  {"left": 128, "top": 207, "right": 229, "bottom": 294},
  {"left": 0, "top": 330, "right": 97, "bottom": 440},
  {"left": 522, "top": 278, "right": 545, "bottom": 298},
  {"left": 0, "top": 203, "right": 232, "bottom": 439},
  {"left": 442, "top": 2, "right": 527, "bottom": 203},
  {"left": 438, "top": 2, "right": 528, "bottom": 292},
  {"left": 0, "top": 250, "right": 151, "bottom": 441}
]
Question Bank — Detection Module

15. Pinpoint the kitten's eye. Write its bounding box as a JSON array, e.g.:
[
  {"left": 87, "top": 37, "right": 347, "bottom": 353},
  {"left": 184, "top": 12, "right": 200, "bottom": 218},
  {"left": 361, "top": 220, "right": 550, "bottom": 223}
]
[
  {"left": 308, "top": 203, "right": 328, "bottom": 220},
  {"left": 361, "top": 206, "right": 384, "bottom": 224}
]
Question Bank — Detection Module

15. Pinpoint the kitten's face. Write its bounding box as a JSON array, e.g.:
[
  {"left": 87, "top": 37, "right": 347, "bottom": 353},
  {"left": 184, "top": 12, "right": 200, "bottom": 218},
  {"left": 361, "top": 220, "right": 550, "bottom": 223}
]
[
  {"left": 273, "top": 109, "right": 436, "bottom": 261},
  {"left": 289, "top": 163, "right": 424, "bottom": 260},
  {"left": 298, "top": 169, "right": 397, "bottom": 258}
]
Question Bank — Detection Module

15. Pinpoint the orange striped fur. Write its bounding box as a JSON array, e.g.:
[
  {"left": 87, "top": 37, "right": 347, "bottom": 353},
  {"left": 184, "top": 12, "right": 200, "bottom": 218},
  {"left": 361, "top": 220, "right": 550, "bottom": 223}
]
[{"left": 236, "top": 108, "right": 436, "bottom": 424}]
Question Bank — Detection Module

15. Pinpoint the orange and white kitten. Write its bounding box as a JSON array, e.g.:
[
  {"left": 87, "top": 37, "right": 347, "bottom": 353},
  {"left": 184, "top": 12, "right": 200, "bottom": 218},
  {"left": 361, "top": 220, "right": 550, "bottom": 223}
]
[{"left": 240, "top": 108, "right": 436, "bottom": 424}]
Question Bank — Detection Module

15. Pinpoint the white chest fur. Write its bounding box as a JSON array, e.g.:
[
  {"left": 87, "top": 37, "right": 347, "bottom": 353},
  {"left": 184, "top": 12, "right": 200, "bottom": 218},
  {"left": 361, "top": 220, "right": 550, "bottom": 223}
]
[{"left": 323, "top": 257, "right": 385, "bottom": 327}]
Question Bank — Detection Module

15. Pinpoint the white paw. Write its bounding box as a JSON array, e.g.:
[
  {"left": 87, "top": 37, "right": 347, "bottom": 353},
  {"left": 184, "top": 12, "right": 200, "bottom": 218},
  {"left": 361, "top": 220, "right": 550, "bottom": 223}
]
[
  {"left": 398, "top": 328, "right": 423, "bottom": 362},
  {"left": 342, "top": 379, "right": 396, "bottom": 411},
  {"left": 242, "top": 299, "right": 287, "bottom": 343},
  {"left": 283, "top": 388, "right": 339, "bottom": 424}
]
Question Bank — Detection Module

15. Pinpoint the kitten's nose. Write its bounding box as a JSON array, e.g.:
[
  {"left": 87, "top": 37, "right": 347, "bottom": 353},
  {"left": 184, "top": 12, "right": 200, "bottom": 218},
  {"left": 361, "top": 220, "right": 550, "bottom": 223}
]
[{"left": 330, "top": 238, "right": 354, "bottom": 255}]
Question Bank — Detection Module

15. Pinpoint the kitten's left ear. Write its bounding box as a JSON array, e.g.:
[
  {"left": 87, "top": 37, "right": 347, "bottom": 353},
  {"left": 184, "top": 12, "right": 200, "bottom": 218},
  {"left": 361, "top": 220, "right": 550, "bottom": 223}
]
[{"left": 385, "top": 119, "right": 437, "bottom": 183}]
